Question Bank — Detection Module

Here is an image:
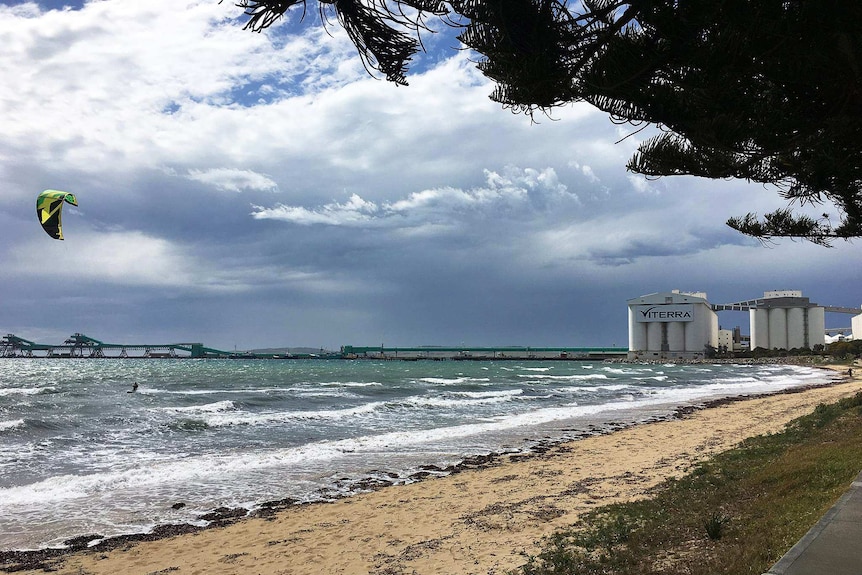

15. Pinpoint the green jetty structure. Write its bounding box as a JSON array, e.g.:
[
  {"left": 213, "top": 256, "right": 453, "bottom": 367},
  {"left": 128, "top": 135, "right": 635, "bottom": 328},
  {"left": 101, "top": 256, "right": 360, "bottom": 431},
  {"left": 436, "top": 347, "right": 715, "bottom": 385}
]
[
  {"left": 0, "top": 333, "right": 235, "bottom": 359},
  {"left": 340, "top": 345, "right": 627, "bottom": 360}
]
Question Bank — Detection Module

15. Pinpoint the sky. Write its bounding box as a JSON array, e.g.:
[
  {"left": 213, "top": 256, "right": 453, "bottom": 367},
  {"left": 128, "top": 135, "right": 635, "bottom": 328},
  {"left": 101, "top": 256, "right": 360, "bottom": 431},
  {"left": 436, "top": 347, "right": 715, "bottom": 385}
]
[{"left": 1, "top": 0, "right": 860, "bottom": 352}]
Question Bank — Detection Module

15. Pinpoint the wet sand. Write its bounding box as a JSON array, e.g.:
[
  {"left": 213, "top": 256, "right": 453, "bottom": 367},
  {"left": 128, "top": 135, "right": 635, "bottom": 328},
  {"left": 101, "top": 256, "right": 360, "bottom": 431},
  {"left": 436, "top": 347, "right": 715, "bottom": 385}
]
[{"left": 5, "top": 368, "right": 860, "bottom": 575}]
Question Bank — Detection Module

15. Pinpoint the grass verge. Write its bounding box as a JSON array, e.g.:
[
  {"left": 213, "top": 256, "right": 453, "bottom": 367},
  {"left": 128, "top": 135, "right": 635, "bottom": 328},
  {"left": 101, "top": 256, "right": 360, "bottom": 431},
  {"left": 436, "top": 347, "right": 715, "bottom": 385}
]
[{"left": 514, "top": 391, "right": 862, "bottom": 575}]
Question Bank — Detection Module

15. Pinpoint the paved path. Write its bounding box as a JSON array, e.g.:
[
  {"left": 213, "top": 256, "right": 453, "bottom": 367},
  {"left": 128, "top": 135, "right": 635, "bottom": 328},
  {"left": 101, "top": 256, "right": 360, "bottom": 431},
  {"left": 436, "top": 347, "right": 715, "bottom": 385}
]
[{"left": 764, "top": 470, "right": 862, "bottom": 575}]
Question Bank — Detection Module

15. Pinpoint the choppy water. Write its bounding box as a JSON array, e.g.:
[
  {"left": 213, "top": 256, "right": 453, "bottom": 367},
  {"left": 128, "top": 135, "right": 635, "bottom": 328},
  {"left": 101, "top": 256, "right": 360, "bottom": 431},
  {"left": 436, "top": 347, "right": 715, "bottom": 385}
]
[{"left": 0, "top": 358, "right": 836, "bottom": 550}]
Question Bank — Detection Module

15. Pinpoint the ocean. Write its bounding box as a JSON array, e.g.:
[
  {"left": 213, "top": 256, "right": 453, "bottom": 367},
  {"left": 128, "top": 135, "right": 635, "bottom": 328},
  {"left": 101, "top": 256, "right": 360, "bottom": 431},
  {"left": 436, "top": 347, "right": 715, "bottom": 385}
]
[{"left": 0, "top": 358, "right": 837, "bottom": 550}]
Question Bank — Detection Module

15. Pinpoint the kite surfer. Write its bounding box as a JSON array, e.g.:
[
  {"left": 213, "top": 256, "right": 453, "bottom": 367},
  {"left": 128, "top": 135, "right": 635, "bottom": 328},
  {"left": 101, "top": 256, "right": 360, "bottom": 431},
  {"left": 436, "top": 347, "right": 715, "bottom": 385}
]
[{"left": 128, "top": 382, "right": 138, "bottom": 393}]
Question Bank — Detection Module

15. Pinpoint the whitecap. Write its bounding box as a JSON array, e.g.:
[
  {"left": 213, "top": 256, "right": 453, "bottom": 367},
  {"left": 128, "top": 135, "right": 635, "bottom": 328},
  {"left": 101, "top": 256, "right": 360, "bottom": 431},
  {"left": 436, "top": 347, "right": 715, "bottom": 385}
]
[
  {"left": 202, "top": 402, "right": 384, "bottom": 427},
  {"left": 0, "top": 387, "right": 53, "bottom": 397},
  {"left": 518, "top": 373, "right": 609, "bottom": 381},
  {"left": 0, "top": 419, "right": 25, "bottom": 432},
  {"left": 318, "top": 381, "right": 383, "bottom": 388},
  {"left": 404, "top": 390, "right": 522, "bottom": 408},
  {"left": 451, "top": 389, "right": 523, "bottom": 399},
  {"left": 155, "top": 401, "right": 236, "bottom": 414},
  {"left": 419, "top": 377, "right": 490, "bottom": 385}
]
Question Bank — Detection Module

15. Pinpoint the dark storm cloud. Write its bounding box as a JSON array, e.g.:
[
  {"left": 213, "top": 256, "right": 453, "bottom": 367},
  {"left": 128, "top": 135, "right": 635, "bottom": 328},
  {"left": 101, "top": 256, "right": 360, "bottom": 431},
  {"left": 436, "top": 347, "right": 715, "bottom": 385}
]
[{"left": 0, "top": 1, "right": 859, "bottom": 351}]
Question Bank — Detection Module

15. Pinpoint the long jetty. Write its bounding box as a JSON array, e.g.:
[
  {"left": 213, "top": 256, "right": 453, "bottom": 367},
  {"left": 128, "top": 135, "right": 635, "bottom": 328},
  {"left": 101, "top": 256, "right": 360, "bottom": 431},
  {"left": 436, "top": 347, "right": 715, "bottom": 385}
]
[
  {"left": 0, "top": 333, "right": 242, "bottom": 359},
  {"left": 1, "top": 334, "right": 628, "bottom": 360},
  {"left": 340, "top": 345, "right": 627, "bottom": 360}
]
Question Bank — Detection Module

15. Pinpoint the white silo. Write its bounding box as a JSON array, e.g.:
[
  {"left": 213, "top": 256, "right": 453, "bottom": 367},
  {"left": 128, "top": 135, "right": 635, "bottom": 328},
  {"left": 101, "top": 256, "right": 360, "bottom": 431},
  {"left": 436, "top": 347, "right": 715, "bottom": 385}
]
[
  {"left": 709, "top": 311, "right": 719, "bottom": 348},
  {"left": 749, "top": 291, "right": 826, "bottom": 351},
  {"left": 750, "top": 308, "right": 770, "bottom": 349},
  {"left": 647, "top": 321, "right": 664, "bottom": 353},
  {"left": 683, "top": 311, "right": 706, "bottom": 352},
  {"left": 787, "top": 307, "right": 806, "bottom": 349},
  {"left": 628, "top": 307, "right": 647, "bottom": 352},
  {"left": 768, "top": 308, "right": 788, "bottom": 350},
  {"left": 627, "top": 290, "right": 718, "bottom": 359},
  {"left": 668, "top": 321, "right": 686, "bottom": 352},
  {"left": 853, "top": 311, "right": 862, "bottom": 341},
  {"left": 807, "top": 307, "right": 826, "bottom": 348}
]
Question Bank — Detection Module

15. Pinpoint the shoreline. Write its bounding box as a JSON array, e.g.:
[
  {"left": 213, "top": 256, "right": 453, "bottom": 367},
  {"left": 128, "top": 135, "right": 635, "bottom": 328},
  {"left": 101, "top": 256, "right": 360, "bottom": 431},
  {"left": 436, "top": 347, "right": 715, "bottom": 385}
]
[
  {"left": 1, "top": 364, "right": 857, "bottom": 574},
  {"left": 3, "top": 368, "right": 844, "bottom": 554}
]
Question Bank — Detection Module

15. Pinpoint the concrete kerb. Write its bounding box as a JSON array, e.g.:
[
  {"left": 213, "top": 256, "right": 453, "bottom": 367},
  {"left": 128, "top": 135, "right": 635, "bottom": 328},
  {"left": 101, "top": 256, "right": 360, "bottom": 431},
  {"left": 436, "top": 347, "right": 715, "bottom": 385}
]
[{"left": 762, "top": 470, "right": 862, "bottom": 575}]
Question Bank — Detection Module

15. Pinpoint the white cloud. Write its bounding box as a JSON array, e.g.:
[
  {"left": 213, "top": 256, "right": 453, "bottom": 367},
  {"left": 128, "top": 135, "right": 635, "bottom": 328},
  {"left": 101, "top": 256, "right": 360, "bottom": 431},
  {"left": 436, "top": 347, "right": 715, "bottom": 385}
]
[
  {"left": 628, "top": 174, "right": 660, "bottom": 194},
  {"left": 569, "top": 161, "right": 600, "bottom": 184},
  {"left": 251, "top": 193, "right": 379, "bottom": 226},
  {"left": 582, "top": 165, "right": 599, "bottom": 183},
  {"left": 0, "top": 1, "right": 362, "bottom": 172},
  {"left": 187, "top": 168, "right": 277, "bottom": 193},
  {"left": 251, "top": 166, "right": 578, "bottom": 227}
]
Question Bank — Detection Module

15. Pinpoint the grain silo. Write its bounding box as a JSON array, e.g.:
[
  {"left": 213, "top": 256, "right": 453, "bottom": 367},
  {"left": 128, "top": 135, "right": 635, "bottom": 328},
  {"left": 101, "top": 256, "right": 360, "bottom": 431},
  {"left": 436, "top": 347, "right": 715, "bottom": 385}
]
[
  {"left": 748, "top": 290, "right": 825, "bottom": 351},
  {"left": 627, "top": 290, "right": 718, "bottom": 360},
  {"left": 854, "top": 311, "right": 862, "bottom": 340}
]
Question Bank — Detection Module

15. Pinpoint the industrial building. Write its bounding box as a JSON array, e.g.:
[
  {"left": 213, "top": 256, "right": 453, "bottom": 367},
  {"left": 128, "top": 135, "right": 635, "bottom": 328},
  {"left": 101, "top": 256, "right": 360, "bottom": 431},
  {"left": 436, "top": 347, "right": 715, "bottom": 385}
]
[
  {"left": 748, "top": 290, "right": 825, "bottom": 351},
  {"left": 629, "top": 289, "right": 860, "bottom": 359},
  {"left": 627, "top": 290, "right": 718, "bottom": 360},
  {"left": 717, "top": 326, "right": 747, "bottom": 354}
]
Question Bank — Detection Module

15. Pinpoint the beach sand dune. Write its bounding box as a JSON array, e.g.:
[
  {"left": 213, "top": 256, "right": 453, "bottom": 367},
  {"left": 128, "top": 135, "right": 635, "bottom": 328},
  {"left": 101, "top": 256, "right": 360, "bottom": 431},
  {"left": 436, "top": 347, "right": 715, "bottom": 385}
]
[{"left": 12, "top": 373, "right": 861, "bottom": 575}]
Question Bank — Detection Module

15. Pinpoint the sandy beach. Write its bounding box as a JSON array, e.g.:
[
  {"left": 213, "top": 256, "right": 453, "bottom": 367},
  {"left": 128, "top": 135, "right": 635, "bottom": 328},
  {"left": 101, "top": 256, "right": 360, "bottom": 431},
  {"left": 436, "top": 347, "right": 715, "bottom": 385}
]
[{"left": 7, "top": 368, "right": 860, "bottom": 575}]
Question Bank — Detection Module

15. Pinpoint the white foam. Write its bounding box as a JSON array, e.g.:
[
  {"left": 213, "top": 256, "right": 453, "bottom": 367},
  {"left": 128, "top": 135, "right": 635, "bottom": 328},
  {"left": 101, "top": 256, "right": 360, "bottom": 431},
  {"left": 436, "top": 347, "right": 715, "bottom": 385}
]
[
  {"left": 518, "top": 373, "right": 609, "bottom": 381},
  {"left": 404, "top": 390, "right": 522, "bottom": 409},
  {"left": 201, "top": 402, "right": 383, "bottom": 427},
  {"left": 590, "top": 384, "right": 633, "bottom": 391},
  {"left": 602, "top": 366, "right": 652, "bottom": 375},
  {"left": 142, "top": 388, "right": 273, "bottom": 396},
  {"left": 451, "top": 389, "right": 523, "bottom": 399},
  {"left": 0, "top": 405, "right": 622, "bottom": 509},
  {"left": 155, "top": 400, "right": 236, "bottom": 414},
  {"left": 0, "top": 419, "right": 25, "bottom": 432},
  {"left": 318, "top": 381, "right": 383, "bottom": 388},
  {"left": 285, "top": 390, "right": 357, "bottom": 398},
  {"left": 419, "top": 377, "right": 491, "bottom": 385},
  {"left": 0, "top": 387, "right": 52, "bottom": 397}
]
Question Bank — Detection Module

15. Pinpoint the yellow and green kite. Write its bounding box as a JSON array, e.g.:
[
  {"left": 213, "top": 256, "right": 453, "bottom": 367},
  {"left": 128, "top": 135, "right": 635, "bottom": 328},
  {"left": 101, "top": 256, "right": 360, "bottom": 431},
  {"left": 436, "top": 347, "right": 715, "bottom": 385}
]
[{"left": 36, "top": 189, "right": 78, "bottom": 240}]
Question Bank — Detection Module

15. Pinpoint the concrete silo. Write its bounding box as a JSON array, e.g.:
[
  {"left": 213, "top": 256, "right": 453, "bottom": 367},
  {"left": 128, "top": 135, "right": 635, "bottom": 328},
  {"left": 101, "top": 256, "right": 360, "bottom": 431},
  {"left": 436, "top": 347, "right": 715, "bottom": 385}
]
[
  {"left": 768, "top": 308, "right": 788, "bottom": 351},
  {"left": 807, "top": 306, "right": 826, "bottom": 348},
  {"left": 627, "top": 290, "right": 718, "bottom": 360},
  {"left": 748, "top": 290, "right": 825, "bottom": 351},
  {"left": 749, "top": 308, "right": 770, "bottom": 349},
  {"left": 853, "top": 311, "right": 862, "bottom": 340},
  {"left": 786, "top": 307, "right": 806, "bottom": 349}
]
